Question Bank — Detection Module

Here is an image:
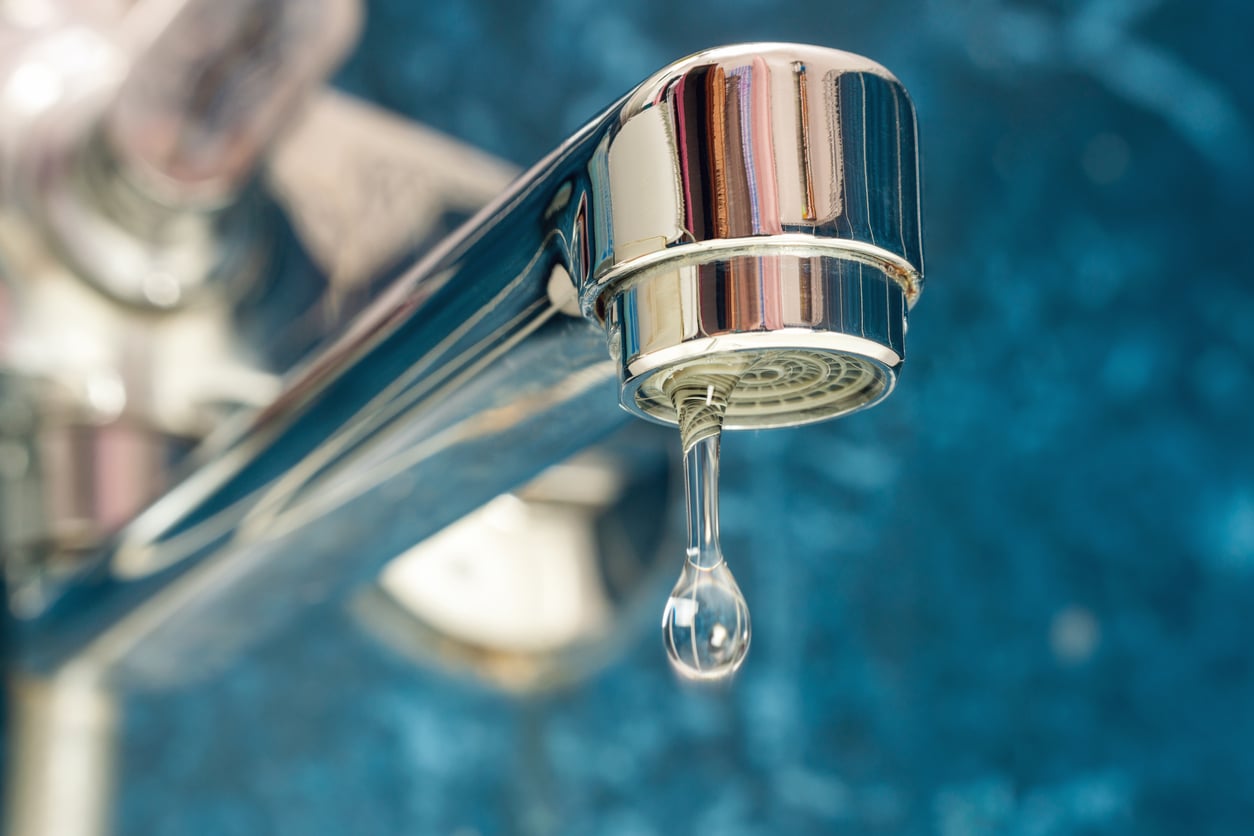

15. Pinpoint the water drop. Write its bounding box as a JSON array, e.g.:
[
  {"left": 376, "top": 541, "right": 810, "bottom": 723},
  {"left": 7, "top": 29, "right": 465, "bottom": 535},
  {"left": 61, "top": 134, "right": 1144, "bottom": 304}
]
[
  {"left": 660, "top": 361, "right": 753, "bottom": 681},
  {"left": 662, "top": 545, "right": 751, "bottom": 680}
]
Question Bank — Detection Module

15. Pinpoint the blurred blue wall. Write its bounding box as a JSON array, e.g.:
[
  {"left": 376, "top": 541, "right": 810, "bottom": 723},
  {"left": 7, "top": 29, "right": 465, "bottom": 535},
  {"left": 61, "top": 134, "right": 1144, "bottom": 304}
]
[{"left": 118, "top": 2, "right": 1254, "bottom": 834}]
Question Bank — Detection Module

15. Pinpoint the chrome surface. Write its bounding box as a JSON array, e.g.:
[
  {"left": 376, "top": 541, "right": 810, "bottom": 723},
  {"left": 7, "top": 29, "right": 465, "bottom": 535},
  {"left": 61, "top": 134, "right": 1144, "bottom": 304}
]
[
  {"left": 12, "top": 43, "right": 924, "bottom": 685},
  {"left": 575, "top": 43, "right": 923, "bottom": 427},
  {"left": 577, "top": 45, "right": 922, "bottom": 305}
]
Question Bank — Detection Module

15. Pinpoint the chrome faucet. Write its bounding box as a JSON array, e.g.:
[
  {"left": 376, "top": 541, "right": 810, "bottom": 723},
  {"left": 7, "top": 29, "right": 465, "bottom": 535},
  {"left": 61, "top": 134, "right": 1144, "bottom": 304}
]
[
  {"left": 13, "top": 39, "right": 922, "bottom": 670},
  {"left": 2, "top": 24, "right": 922, "bottom": 835}
]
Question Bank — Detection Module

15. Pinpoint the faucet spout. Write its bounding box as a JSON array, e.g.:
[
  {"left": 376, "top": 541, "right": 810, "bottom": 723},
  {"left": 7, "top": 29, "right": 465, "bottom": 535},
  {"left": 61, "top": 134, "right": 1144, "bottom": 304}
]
[{"left": 21, "top": 42, "right": 924, "bottom": 684}]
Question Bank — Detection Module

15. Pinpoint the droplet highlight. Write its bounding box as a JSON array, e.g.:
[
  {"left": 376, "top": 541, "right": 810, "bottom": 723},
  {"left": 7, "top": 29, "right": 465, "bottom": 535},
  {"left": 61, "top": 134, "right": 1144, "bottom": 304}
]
[{"left": 662, "top": 551, "right": 751, "bottom": 680}]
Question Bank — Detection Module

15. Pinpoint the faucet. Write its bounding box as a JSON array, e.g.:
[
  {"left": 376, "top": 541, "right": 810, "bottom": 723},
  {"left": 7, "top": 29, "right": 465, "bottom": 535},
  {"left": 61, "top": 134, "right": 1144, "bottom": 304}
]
[{"left": 2, "top": 30, "right": 922, "bottom": 835}]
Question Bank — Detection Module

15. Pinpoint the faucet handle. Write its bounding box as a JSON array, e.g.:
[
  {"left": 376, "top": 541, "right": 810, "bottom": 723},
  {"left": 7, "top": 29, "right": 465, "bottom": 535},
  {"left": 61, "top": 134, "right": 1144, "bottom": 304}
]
[{"left": 105, "top": 0, "right": 361, "bottom": 209}]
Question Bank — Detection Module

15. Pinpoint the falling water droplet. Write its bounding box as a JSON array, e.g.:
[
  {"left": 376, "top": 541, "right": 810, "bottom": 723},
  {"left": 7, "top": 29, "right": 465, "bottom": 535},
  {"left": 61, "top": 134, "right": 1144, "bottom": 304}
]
[
  {"left": 662, "top": 541, "right": 751, "bottom": 680},
  {"left": 660, "top": 361, "right": 753, "bottom": 681}
]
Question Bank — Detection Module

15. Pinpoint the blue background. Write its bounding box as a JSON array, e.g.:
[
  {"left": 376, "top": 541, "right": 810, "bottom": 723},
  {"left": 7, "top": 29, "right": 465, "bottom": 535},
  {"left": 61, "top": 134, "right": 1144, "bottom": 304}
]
[{"left": 118, "top": 1, "right": 1254, "bottom": 834}]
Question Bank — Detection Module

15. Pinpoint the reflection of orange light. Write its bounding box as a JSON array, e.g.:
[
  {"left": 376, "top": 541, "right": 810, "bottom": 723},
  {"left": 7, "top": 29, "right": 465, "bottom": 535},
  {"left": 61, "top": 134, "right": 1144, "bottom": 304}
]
[
  {"left": 707, "top": 65, "right": 731, "bottom": 240},
  {"left": 794, "top": 63, "right": 817, "bottom": 222}
]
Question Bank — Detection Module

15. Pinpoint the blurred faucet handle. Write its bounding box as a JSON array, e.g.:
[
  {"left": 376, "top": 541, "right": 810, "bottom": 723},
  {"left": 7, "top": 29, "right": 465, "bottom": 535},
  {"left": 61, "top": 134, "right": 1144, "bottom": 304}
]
[
  {"left": 4, "top": 0, "right": 362, "bottom": 311},
  {"left": 105, "top": 0, "right": 362, "bottom": 210}
]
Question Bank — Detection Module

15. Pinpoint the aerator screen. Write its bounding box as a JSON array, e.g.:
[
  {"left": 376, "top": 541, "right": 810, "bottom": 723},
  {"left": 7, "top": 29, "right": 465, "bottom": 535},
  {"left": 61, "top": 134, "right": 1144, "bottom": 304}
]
[{"left": 634, "top": 348, "right": 890, "bottom": 430}]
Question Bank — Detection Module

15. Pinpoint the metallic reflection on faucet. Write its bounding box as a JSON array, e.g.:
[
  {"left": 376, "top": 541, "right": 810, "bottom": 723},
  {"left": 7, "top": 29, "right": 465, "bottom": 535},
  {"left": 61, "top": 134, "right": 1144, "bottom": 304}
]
[
  {"left": 12, "top": 44, "right": 922, "bottom": 686},
  {"left": 2, "top": 34, "right": 923, "bottom": 836},
  {"left": 583, "top": 45, "right": 922, "bottom": 429}
]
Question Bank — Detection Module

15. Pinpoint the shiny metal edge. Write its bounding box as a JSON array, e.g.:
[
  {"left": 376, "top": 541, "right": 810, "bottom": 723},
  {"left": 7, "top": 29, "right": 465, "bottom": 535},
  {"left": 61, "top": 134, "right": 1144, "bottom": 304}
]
[
  {"left": 624, "top": 331, "right": 902, "bottom": 383},
  {"left": 582, "top": 234, "right": 921, "bottom": 318},
  {"left": 620, "top": 332, "right": 898, "bottom": 428},
  {"left": 620, "top": 43, "right": 903, "bottom": 113}
]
